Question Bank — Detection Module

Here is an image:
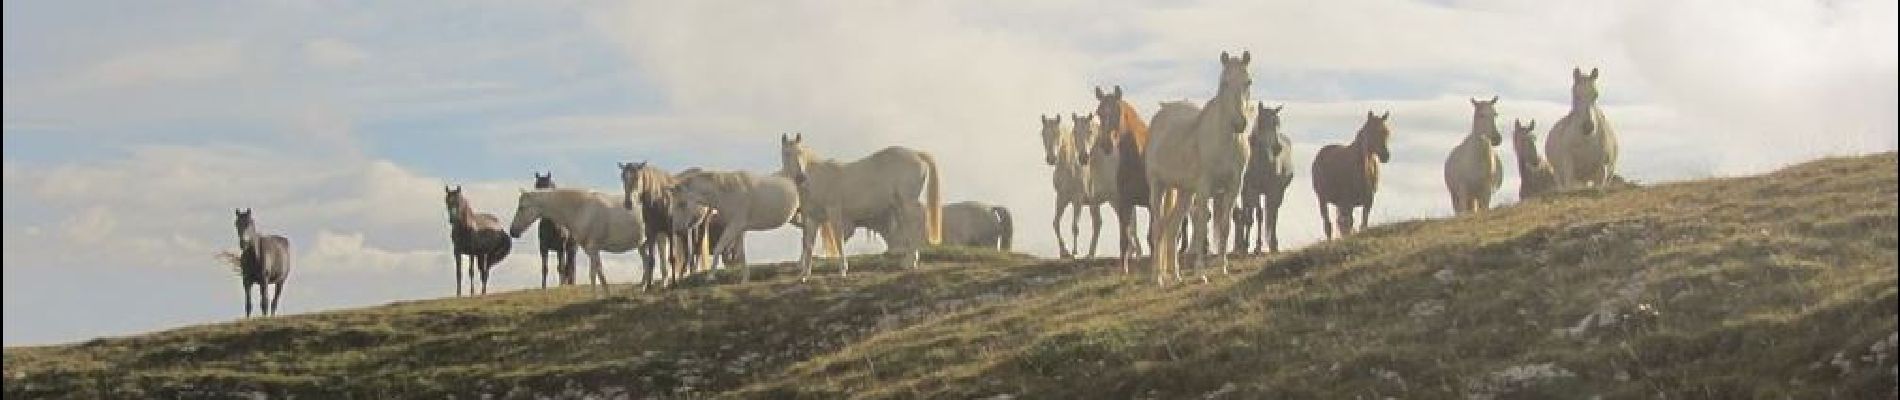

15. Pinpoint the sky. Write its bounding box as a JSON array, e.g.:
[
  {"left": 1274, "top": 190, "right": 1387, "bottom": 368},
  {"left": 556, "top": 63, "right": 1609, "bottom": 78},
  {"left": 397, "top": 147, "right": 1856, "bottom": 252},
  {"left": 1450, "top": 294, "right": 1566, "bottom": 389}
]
[{"left": 4, "top": 0, "right": 1894, "bottom": 346}]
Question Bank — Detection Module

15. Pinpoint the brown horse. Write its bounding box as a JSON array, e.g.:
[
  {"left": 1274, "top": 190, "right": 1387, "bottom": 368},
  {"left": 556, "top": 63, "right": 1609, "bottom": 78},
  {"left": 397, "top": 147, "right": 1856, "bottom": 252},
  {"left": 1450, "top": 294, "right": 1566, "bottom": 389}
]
[
  {"left": 445, "top": 186, "right": 512, "bottom": 296},
  {"left": 1234, "top": 103, "right": 1294, "bottom": 254},
  {"left": 532, "top": 173, "right": 579, "bottom": 287},
  {"left": 1091, "top": 85, "right": 1153, "bottom": 275},
  {"left": 1311, "top": 111, "right": 1395, "bottom": 239}
]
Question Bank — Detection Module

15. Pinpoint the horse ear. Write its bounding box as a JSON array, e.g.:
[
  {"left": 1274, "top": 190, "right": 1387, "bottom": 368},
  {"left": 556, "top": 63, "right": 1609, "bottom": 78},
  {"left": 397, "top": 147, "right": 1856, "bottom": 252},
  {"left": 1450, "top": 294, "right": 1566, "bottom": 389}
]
[
  {"left": 1470, "top": 97, "right": 1480, "bottom": 106},
  {"left": 1380, "top": 111, "right": 1391, "bottom": 120},
  {"left": 1367, "top": 110, "right": 1376, "bottom": 119},
  {"left": 1219, "top": 51, "right": 1231, "bottom": 64},
  {"left": 1239, "top": 50, "right": 1251, "bottom": 64},
  {"left": 793, "top": 132, "right": 802, "bottom": 142},
  {"left": 1274, "top": 104, "right": 1284, "bottom": 112},
  {"left": 1490, "top": 95, "right": 1500, "bottom": 104},
  {"left": 1527, "top": 119, "right": 1536, "bottom": 131},
  {"left": 1588, "top": 68, "right": 1599, "bottom": 79},
  {"left": 1573, "top": 67, "right": 1584, "bottom": 78},
  {"left": 1113, "top": 85, "right": 1123, "bottom": 97},
  {"left": 1094, "top": 86, "right": 1106, "bottom": 99}
]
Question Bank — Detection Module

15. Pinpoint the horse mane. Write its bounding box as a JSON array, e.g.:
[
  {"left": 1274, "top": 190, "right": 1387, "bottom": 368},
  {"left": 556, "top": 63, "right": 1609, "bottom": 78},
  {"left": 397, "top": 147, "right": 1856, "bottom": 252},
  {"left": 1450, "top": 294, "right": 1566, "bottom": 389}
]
[{"left": 1118, "top": 100, "right": 1149, "bottom": 150}]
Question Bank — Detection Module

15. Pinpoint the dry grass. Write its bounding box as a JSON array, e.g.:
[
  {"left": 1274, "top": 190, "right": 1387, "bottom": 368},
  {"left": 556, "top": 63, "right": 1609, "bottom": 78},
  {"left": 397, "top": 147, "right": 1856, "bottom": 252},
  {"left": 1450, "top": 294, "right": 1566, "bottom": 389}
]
[{"left": 6, "top": 153, "right": 1895, "bottom": 399}]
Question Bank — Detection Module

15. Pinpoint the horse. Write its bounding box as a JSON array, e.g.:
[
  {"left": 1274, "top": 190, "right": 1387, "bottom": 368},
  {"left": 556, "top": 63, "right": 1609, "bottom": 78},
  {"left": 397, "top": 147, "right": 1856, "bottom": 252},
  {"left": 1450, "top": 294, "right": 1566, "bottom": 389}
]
[
  {"left": 836, "top": 201, "right": 1013, "bottom": 251},
  {"left": 232, "top": 208, "right": 291, "bottom": 317},
  {"left": 1510, "top": 119, "right": 1557, "bottom": 199},
  {"left": 1545, "top": 67, "right": 1619, "bottom": 190},
  {"left": 532, "top": 173, "right": 579, "bottom": 287},
  {"left": 1038, "top": 114, "right": 1099, "bottom": 259},
  {"left": 619, "top": 161, "right": 699, "bottom": 289},
  {"left": 1090, "top": 85, "right": 1154, "bottom": 274},
  {"left": 943, "top": 201, "right": 1013, "bottom": 251},
  {"left": 1444, "top": 96, "right": 1505, "bottom": 215},
  {"left": 1312, "top": 111, "right": 1396, "bottom": 239},
  {"left": 779, "top": 133, "right": 942, "bottom": 280},
  {"left": 668, "top": 168, "right": 800, "bottom": 283},
  {"left": 445, "top": 186, "right": 513, "bottom": 296},
  {"left": 508, "top": 188, "right": 646, "bottom": 296},
  {"left": 1144, "top": 50, "right": 1253, "bottom": 285},
  {"left": 1234, "top": 102, "right": 1294, "bottom": 254}
]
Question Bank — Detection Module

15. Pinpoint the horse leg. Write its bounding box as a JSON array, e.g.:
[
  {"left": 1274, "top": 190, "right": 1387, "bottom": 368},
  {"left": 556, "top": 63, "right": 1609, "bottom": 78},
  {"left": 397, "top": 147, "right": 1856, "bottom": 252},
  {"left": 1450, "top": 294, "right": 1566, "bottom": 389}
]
[
  {"left": 708, "top": 214, "right": 747, "bottom": 282},
  {"left": 587, "top": 248, "right": 608, "bottom": 297},
  {"left": 244, "top": 284, "right": 254, "bottom": 318},
  {"left": 270, "top": 281, "right": 285, "bottom": 316},
  {"left": 1230, "top": 203, "right": 1249, "bottom": 256},
  {"left": 1052, "top": 196, "right": 1071, "bottom": 259},
  {"left": 1266, "top": 200, "right": 1283, "bottom": 253},
  {"left": 799, "top": 219, "right": 819, "bottom": 282},
  {"left": 1188, "top": 195, "right": 1212, "bottom": 279},
  {"left": 1113, "top": 202, "right": 1133, "bottom": 274},
  {"left": 540, "top": 249, "right": 550, "bottom": 289},
  {"left": 1069, "top": 201, "right": 1084, "bottom": 259},
  {"left": 640, "top": 239, "right": 657, "bottom": 290},
  {"left": 1086, "top": 203, "right": 1102, "bottom": 259},
  {"left": 454, "top": 253, "right": 464, "bottom": 297},
  {"left": 1360, "top": 198, "right": 1375, "bottom": 232},
  {"left": 1212, "top": 192, "right": 1238, "bottom": 275},
  {"left": 830, "top": 208, "right": 851, "bottom": 278},
  {"left": 1318, "top": 200, "right": 1335, "bottom": 240},
  {"left": 480, "top": 257, "right": 492, "bottom": 295}
]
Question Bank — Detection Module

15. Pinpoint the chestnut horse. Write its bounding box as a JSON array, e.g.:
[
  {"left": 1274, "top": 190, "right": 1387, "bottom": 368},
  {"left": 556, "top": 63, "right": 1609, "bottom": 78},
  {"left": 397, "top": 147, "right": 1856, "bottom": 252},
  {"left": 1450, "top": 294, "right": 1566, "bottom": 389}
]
[
  {"left": 1090, "top": 85, "right": 1153, "bottom": 275},
  {"left": 1312, "top": 111, "right": 1395, "bottom": 239}
]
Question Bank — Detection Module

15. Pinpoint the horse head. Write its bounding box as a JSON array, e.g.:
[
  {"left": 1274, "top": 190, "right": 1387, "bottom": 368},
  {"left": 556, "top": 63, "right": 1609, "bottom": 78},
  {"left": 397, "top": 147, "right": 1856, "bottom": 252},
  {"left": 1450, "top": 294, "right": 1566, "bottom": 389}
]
[
  {"left": 1092, "top": 85, "right": 1126, "bottom": 152},
  {"left": 1471, "top": 96, "right": 1502, "bottom": 147},
  {"left": 1570, "top": 67, "right": 1601, "bottom": 107},
  {"left": 507, "top": 189, "right": 540, "bottom": 239},
  {"left": 233, "top": 208, "right": 255, "bottom": 244},
  {"left": 444, "top": 185, "right": 467, "bottom": 224},
  {"left": 779, "top": 133, "right": 811, "bottom": 185},
  {"left": 1252, "top": 102, "right": 1286, "bottom": 154},
  {"left": 618, "top": 161, "right": 648, "bottom": 209},
  {"left": 1512, "top": 118, "right": 1541, "bottom": 166},
  {"left": 533, "top": 172, "right": 555, "bottom": 189},
  {"left": 1070, "top": 113, "right": 1094, "bottom": 164},
  {"left": 1038, "top": 115, "right": 1063, "bottom": 166},
  {"left": 1359, "top": 111, "right": 1394, "bottom": 163},
  {"left": 1218, "top": 51, "right": 1254, "bottom": 132}
]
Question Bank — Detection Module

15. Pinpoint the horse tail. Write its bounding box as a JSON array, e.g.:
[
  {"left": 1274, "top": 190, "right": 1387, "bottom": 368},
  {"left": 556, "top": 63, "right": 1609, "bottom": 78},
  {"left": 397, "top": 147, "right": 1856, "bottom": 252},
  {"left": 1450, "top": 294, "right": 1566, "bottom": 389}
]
[
  {"left": 992, "top": 206, "right": 1013, "bottom": 252},
  {"left": 214, "top": 250, "right": 243, "bottom": 278},
  {"left": 921, "top": 152, "right": 944, "bottom": 245},
  {"left": 823, "top": 221, "right": 844, "bottom": 259}
]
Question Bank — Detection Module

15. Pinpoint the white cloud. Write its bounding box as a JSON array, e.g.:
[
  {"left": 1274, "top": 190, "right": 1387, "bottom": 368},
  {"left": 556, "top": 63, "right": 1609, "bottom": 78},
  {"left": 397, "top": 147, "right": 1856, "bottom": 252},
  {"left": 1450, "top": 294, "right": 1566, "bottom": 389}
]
[
  {"left": 75, "top": 40, "right": 245, "bottom": 89},
  {"left": 303, "top": 38, "right": 369, "bottom": 68}
]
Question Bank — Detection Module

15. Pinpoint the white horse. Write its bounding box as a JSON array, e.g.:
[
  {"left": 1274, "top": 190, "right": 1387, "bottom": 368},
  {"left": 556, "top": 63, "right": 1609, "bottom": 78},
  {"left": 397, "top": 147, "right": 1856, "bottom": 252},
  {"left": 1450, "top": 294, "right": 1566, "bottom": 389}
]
[
  {"left": 1444, "top": 96, "right": 1505, "bottom": 215},
  {"left": 1144, "top": 50, "right": 1253, "bottom": 285},
  {"left": 838, "top": 200, "right": 1013, "bottom": 251},
  {"left": 1546, "top": 67, "right": 1618, "bottom": 190},
  {"left": 1039, "top": 114, "right": 1100, "bottom": 259},
  {"left": 668, "top": 168, "right": 800, "bottom": 282},
  {"left": 780, "top": 133, "right": 943, "bottom": 280},
  {"left": 508, "top": 188, "right": 646, "bottom": 295}
]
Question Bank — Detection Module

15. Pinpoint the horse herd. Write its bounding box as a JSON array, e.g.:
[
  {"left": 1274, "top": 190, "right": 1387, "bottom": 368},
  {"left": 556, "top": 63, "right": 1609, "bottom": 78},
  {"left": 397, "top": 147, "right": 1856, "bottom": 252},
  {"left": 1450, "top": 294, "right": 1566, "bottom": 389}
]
[{"left": 219, "top": 51, "right": 1618, "bottom": 317}]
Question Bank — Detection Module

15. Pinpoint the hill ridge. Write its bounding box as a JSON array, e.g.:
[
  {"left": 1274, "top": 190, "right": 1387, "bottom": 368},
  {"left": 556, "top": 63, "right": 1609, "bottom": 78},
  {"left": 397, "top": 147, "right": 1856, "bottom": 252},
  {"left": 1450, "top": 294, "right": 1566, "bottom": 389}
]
[{"left": 6, "top": 152, "right": 1896, "bottom": 399}]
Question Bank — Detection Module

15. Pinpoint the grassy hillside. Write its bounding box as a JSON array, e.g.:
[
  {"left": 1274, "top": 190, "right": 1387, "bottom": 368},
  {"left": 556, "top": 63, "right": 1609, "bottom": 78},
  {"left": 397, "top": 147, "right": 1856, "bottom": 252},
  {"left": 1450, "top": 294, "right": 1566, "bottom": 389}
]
[{"left": 6, "top": 153, "right": 1896, "bottom": 399}]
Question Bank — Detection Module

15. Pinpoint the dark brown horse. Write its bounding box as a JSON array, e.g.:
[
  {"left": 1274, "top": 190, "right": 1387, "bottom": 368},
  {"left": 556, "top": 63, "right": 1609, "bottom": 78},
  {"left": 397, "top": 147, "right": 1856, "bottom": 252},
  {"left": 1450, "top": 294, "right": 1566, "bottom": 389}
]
[
  {"left": 532, "top": 173, "right": 578, "bottom": 287},
  {"left": 445, "top": 186, "right": 512, "bottom": 295},
  {"left": 1234, "top": 103, "right": 1294, "bottom": 254},
  {"left": 1311, "top": 111, "right": 1394, "bottom": 239},
  {"left": 1091, "top": 85, "right": 1153, "bottom": 274},
  {"left": 232, "top": 208, "right": 291, "bottom": 317}
]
